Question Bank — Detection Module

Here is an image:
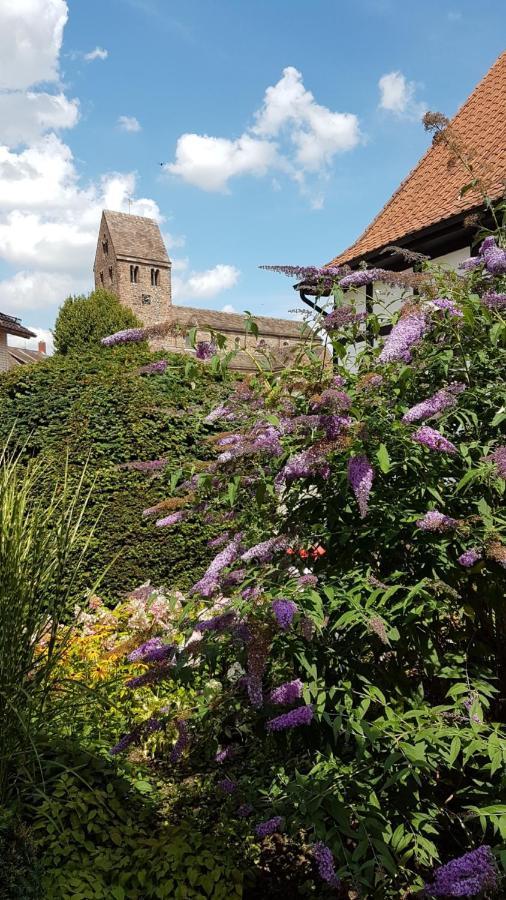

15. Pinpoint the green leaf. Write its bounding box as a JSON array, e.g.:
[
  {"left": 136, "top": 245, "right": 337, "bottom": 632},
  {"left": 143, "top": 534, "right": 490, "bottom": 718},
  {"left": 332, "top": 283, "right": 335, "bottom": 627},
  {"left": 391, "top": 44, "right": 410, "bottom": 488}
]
[
  {"left": 448, "top": 736, "right": 461, "bottom": 765},
  {"left": 376, "top": 443, "right": 391, "bottom": 474}
]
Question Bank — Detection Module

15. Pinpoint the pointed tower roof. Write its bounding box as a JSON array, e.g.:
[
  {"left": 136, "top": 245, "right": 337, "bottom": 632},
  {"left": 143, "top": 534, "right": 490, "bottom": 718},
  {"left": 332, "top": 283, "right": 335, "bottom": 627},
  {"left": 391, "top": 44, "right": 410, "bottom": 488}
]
[
  {"left": 327, "top": 51, "right": 506, "bottom": 267},
  {"left": 101, "top": 210, "right": 170, "bottom": 265}
]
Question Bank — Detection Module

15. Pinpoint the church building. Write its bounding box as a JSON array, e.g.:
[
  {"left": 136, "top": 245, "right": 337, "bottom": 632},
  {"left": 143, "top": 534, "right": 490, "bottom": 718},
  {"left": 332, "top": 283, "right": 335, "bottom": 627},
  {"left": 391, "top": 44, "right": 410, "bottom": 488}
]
[{"left": 94, "top": 210, "right": 307, "bottom": 369}]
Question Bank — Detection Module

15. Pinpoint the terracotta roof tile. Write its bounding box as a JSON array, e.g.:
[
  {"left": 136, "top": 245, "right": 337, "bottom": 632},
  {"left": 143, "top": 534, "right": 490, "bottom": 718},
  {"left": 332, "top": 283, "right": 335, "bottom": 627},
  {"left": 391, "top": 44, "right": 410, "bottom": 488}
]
[
  {"left": 103, "top": 210, "right": 170, "bottom": 265},
  {"left": 327, "top": 51, "right": 506, "bottom": 267}
]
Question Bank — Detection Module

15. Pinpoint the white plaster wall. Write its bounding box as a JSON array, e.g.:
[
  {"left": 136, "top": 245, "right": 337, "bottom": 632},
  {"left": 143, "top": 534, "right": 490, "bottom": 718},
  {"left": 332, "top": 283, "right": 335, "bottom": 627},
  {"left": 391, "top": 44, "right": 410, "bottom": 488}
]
[{"left": 431, "top": 246, "right": 471, "bottom": 269}]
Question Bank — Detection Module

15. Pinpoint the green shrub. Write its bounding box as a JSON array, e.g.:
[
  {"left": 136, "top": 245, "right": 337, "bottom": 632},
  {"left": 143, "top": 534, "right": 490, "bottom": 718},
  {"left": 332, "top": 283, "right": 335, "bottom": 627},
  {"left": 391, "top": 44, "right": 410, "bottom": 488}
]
[
  {"left": 53, "top": 289, "right": 141, "bottom": 355},
  {"left": 116, "top": 227, "right": 506, "bottom": 896},
  {"left": 32, "top": 747, "right": 243, "bottom": 899},
  {"left": 0, "top": 348, "right": 229, "bottom": 600}
]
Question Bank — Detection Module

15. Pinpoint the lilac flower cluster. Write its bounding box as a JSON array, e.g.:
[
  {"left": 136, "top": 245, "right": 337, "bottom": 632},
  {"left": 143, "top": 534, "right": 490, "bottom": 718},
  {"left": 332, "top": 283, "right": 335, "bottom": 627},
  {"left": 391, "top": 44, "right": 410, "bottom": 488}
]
[
  {"left": 169, "top": 718, "right": 189, "bottom": 763},
  {"left": 416, "top": 510, "right": 458, "bottom": 532},
  {"left": 356, "top": 373, "right": 384, "bottom": 392},
  {"left": 378, "top": 308, "right": 428, "bottom": 363},
  {"left": 266, "top": 704, "right": 314, "bottom": 731},
  {"left": 482, "top": 290, "right": 506, "bottom": 309},
  {"left": 311, "top": 389, "right": 351, "bottom": 412},
  {"left": 279, "top": 414, "right": 322, "bottom": 435},
  {"left": 255, "top": 816, "right": 283, "bottom": 837},
  {"left": 195, "top": 340, "right": 217, "bottom": 360},
  {"left": 123, "top": 458, "right": 168, "bottom": 472},
  {"left": 126, "top": 660, "right": 174, "bottom": 688},
  {"left": 348, "top": 455, "right": 374, "bottom": 519},
  {"left": 237, "top": 804, "right": 253, "bottom": 818},
  {"left": 402, "top": 384, "right": 465, "bottom": 424},
  {"left": 221, "top": 568, "right": 247, "bottom": 587},
  {"left": 412, "top": 426, "right": 457, "bottom": 454},
  {"left": 208, "top": 532, "right": 230, "bottom": 548},
  {"left": 430, "top": 297, "right": 464, "bottom": 317},
  {"left": 242, "top": 586, "right": 261, "bottom": 601},
  {"left": 458, "top": 548, "right": 482, "bottom": 567},
  {"left": 101, "top": 327, "right": 146, "bottom": 347},
  {"left": 196, "top": 611, "right": 236, "bottom": 632},
  {"left": 215, "top": 746, "right": 236, "bottom": 763},
  {"left": 272, "top": 599, "right": 298, "bottom": 630},
  {"left": 217, "top": 426, "right": 283, "bottom": 464},
  {"left": 260, "top": 264, "right": 344, "bottom": 295},
  {"left": 204, "top": 404, "right": 235, "bottom": 424},
  {"left": 127, "top": 637, "right": 175, "bottom": 664},
  {"left": 275, "top": 447, "right": 331, "bottom": 491},
  {"left": 191, "top": 533, "right": 243, "bottom": 596},
  {"left": 110, "top": 713, "right": 165, "bottom": 755},
  {"left": 486, "top": 445, "right": 506, "bottom": 479},
  {"left": 312, "top": 842, "right": 340, "bottom": 887},
  {"left": 241, "top": 536, "right": 288, "bottom": 563},
  {"left": 298, "top": 573, "right": 318, "bottom": 588},
  {"left": 269, "top": 679, "right": 303, "bottom": 705},
  {"left": 339, "top": 268, "right": 384, "bottom": 288},
  {"left": 460, "top": 236, "right": 506, "bottom": 275},
  {"left": 155, "top": 511, "right": 187, "bottom": 527},
  {"left": 217, "top": 777, "right": 237, "bottom": 794},
  {"left": 424, "top": 845, "right": 498, "bottom": 897},
  {"left": 139, "top": 359, "right": 169, "bottom": 375},
  {"left": 323, "top": 306, "right": 367, "bottom": 330}
]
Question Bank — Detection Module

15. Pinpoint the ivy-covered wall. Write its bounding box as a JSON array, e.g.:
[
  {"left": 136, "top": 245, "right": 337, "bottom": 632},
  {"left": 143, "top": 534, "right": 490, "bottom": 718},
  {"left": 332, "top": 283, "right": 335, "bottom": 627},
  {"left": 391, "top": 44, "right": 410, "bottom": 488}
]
[{"left": 0, "top": 348, "right": 229, "bottom": 600}]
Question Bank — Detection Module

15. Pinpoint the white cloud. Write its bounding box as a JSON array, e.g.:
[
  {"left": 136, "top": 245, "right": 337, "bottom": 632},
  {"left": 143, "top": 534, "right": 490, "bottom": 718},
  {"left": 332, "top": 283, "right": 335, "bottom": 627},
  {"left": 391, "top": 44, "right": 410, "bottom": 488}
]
[
  {"left": 118, "top": 115, "right": 142, "bottom": 133},
  {"left": 221, "top": 303, "right": 237, "bottom": 314},
  {"left": 0, "top": 270, "right": 80, "bottom": 312},
  {"left": 378, "top": 71, "right": 426, "bottom": 119},
  {"left": 0, "top": 91, "right": 79, "bottom": 146},
  {"left": 84, "top": 46, "right": 108, "bottom": 61},
  {"left": 0, "top": 0, "right": 68, "bottom": 90},
  {"left": 172, "top": 262, "right": 240, "bottom": 301},
  {"left": 8, "top": 326, "right": 54, "bottom": 355},
  {"left": 166, "top": 66, "right": 360, "bottom": 197}
]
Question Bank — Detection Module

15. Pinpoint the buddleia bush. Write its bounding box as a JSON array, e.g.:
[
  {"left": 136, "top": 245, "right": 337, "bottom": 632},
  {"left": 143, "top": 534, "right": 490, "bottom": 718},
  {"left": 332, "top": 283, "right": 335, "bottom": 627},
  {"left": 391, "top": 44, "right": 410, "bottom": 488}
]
[{"left": 105, "top": 227, "right": 506, "bottom": 897}]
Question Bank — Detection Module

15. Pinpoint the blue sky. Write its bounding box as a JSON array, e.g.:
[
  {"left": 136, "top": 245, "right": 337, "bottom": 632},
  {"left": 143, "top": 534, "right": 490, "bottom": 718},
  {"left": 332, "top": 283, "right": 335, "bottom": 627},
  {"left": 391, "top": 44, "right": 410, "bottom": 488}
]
[{"left": 0, "top": 0, "right": 504, "bottom": 348}]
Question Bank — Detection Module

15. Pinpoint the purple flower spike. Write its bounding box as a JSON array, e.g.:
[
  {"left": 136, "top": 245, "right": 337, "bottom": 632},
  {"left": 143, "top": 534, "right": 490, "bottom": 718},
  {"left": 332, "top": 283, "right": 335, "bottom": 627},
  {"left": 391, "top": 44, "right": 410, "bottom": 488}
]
[
  {"left": 241, "top": 536, "right": 288, "bottom": 563},
  {"left": 215, "top": 746, "right": 236, "bottom": 763},
  {"left": 412, "top": 426, "right": 457, "bottom": 454},
  {"left": 348, "top": 455, "right": 374, "bottom": 518},
  {"left": 424, "top": 845, "right": 498, "bottom": 897},
  {"left": 430, "top": 297, "right": 464, "bottom": 317},
  {"left": 458, "top": 548, "right": 482, "bottom": 567},
  {"left": 101, "top": 327, "right": 146, "bottom": 347},
  {"left": 237, "top": 803, "right": 254, "bottom": 818},
  {"left": 196, "top": 611, "right": 236, "bottom": 633},
  {"left": 155, "top": 511, "right": 186, "bottom": 527},
  {"left": 416, "top": 510, "right": 458, "bottom": 532},
  {"left": 195, "top": 340, "right": 217, "bottom": 360},
  {"left": 402, "top": 384, "right": 465, "bottom": 424},
  {"left": 482, "top": 290, "right": 506, "bottom": 310},
  {"left": 255, "top": 816, "right": 283, "bottom": 837},
  {"left": 217, "top": 777, "right": 237, "bottom": 795},
  {"left": 266, "top": 704, "right": 313, "bottom": 731},
  {"left": 272, "top": 599, "right": 297, "bottom": 630},
  {"left": 312, "top": 842, "right": 340, "bottom": 887},
  {"left": 269, "top": 679, "right": 303, "bottom": 705},
  {"left": 486, "top": 445, "right": 506, "bottom": 479},
  {"left": 169, "top": 718, "right": 189, "bottom": 763},
  {"left": 378, "top": 309, "right": 427, "bottom": 363},
  {"left": 139, "top": 359, "right": 169, "bottom": 375},
  {"left": 127, "top": 638, "right": 175, "bottom": 664},
  {"left": 247, "top": 675, "right": 263, "bottom": 708}
]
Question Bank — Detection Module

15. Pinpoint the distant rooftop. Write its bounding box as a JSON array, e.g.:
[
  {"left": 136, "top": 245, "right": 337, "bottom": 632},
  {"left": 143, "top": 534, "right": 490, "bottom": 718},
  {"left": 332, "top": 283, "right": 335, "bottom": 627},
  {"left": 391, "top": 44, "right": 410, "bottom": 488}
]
[
  {"left": 328, "top": 50, "right": 506, "bottom": 267},
  {"left": 102, "top": 210, "right": 170, "bottom": 265}
]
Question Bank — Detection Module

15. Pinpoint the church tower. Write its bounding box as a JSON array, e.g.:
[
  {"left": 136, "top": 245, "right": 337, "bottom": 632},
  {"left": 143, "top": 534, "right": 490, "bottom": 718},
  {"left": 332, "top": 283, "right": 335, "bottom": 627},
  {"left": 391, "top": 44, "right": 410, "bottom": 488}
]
[{"left": 93, "top": 210, "right": 171, "bottom": 325}]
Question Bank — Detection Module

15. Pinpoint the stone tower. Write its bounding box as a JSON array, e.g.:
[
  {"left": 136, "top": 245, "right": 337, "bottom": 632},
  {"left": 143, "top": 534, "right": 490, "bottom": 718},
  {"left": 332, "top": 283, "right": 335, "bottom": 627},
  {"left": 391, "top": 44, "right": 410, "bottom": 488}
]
[{"left": 93, "top": 210, "right": 171, "bottom": 325}]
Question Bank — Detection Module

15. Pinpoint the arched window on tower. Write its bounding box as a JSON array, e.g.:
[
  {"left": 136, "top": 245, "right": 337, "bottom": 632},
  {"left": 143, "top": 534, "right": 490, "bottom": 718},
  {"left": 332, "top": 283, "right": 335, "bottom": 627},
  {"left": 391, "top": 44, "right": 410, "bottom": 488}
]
[
  {"left": 130, "top": 265, "right": 139, "bottom": 284},
  {"left": 151, "top": 268, "right": 160, "bottom": 286}
]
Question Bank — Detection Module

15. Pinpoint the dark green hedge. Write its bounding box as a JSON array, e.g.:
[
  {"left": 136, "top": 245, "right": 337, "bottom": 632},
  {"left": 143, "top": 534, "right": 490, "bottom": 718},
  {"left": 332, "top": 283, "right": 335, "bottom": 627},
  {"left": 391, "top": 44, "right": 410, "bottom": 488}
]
[{"left": 0, "top": 347, "right": 230, "bottom": 600}]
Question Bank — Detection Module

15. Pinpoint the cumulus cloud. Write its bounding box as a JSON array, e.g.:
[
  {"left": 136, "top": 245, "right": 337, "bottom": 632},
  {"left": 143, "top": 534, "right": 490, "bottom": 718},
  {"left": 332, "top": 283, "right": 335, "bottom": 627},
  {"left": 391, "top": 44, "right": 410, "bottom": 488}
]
[
  {"left": 118, "top": 115, "right": 142, "bottom": 133},
  {"left": 0, "top": 92, "right": 79, "bottom": 146},
  {"left": 0, "top": 0, "right": 68, "bottom": 90},
  {"left": 166, "top": 66, "right": 360, "bottom": 197},
  {"left": 0, "top": 270, "right": 80, "bottom": 312},
  {"left": 221, "top": 303, "right": 237, "bottom": 314},
  {"left": 172, "top": 261, "right": 240, "bottom": 301},
  {"left": 84, "top": 46, "right": 108, "bottom": 61},
  {"left": 378, "top": 71, "right": 426, "bottom": 119}
]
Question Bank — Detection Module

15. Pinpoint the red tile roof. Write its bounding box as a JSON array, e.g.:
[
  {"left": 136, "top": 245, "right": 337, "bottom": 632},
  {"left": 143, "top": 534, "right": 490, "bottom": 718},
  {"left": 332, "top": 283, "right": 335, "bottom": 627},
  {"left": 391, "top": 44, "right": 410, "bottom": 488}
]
[{"left": 327, "top": 51, "right": 506, "bottom": 267}]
